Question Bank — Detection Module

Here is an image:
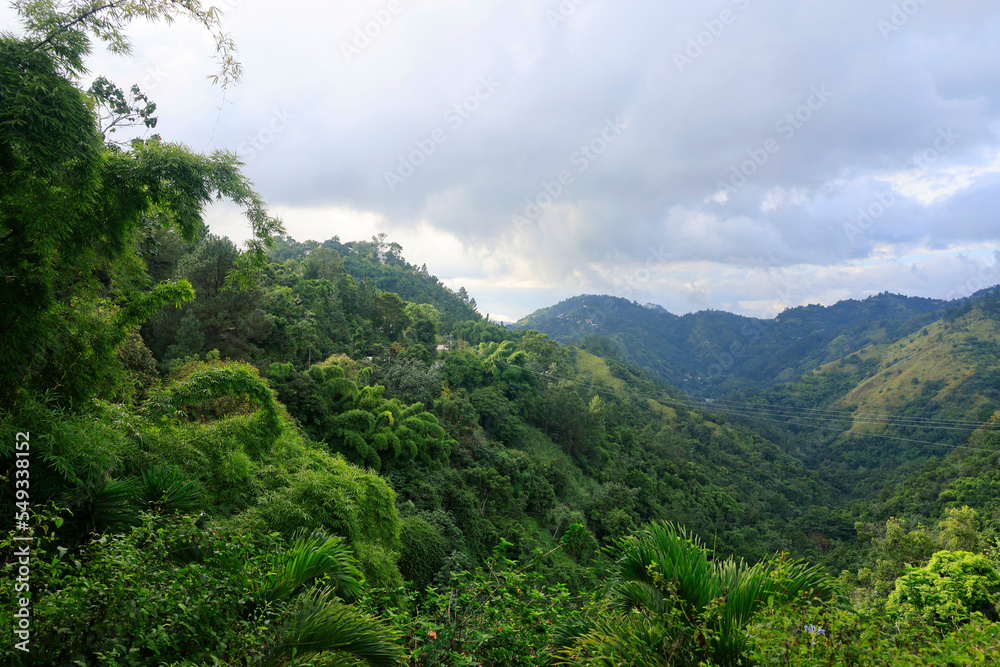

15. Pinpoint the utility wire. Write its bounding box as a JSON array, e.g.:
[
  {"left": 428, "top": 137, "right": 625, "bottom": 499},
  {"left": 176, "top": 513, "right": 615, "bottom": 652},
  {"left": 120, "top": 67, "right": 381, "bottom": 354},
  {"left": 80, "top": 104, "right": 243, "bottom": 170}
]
[{"left": 510, "top": 364, "right": 1000, "bottom": 455}]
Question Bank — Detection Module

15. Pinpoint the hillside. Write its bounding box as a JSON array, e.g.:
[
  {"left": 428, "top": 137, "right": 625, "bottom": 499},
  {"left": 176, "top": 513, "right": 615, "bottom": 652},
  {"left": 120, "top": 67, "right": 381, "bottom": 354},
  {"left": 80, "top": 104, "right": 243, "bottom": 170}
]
[
  {"left": 793, "top": 308, "right": 1000, "bottom": 429},
  {"left": 514, "top": 292, "right": 946, "bottom": 396},
  {"left": 268, "top": 234, "right": 481, "bottom": 330},
  {"left": 515, "top": 290, "right": 1000, "bottom": 503}
]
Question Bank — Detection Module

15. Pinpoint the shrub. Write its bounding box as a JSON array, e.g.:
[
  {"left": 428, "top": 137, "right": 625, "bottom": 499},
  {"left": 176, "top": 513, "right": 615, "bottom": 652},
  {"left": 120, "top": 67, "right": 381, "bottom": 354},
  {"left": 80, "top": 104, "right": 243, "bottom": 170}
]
[{"left": 398, "top": 516, "right": 448, "bottom": 591}]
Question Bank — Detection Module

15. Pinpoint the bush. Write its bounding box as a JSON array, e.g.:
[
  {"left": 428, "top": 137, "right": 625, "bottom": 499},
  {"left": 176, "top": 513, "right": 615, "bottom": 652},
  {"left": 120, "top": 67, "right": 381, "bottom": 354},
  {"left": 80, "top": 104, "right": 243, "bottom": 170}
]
[
  {"left": 887, "top": 550, "right": 1000, "bottom": 624},
  {"left": 398, "top": 516, "right": 448, "bottom": 591},
  {"left": 0, "top": 513, "right": 279, "bottom": 666}
]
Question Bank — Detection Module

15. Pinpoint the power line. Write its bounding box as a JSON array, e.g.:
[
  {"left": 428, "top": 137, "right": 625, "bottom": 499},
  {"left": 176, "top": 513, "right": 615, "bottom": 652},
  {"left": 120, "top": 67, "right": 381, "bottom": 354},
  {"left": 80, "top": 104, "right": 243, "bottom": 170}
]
[{"left": 513, "top": 364, "right": 1000, "bottom": 456}]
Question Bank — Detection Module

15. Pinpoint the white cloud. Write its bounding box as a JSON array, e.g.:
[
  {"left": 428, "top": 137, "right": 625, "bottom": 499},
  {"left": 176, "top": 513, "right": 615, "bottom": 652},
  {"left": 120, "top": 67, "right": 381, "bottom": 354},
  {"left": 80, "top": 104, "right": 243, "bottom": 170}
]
[{"left": 6, "top": 0, "right": 1000, "bottom": 321}]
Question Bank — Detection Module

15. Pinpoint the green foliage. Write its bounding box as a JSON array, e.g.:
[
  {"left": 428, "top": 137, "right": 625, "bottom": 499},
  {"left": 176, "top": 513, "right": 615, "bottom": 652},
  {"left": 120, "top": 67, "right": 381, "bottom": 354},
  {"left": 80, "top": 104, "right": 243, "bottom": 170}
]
[
  {"left": 366, "top": 542, "right": 577, "bottom": 666},
  {"left": 1, "top": 513, "right": 273, "bottom": 666},
  {"left": 443, "top": 348, "right": 488, "bottom": 390},
  {"left": 239, "top": 445, "right": 402, "bottom": 587},
  {"left": 139, "top": 465, "right": 203, "bottom": 515},
  {"left": 887, "top": 550, "right": 1000, "bottom": 624},
  {"left": 1, "top": 0, "right": 281, "bottom": 405},
  {"left": 1, "top": 51, "right": 280, "bottom": 405},
  {"left": 15, "top": 5, "right": 1000, "bottom": 660},
  {"left": 147, "top": 234, "right": 286, "bottom": 365},
  {"left": 750, "top": 599, "right": 1000, "bottom": 666},
  {"left": 267, "top": 585, "right": 401, "bottom": 667},
  {"left": 378, "top": 356, "right": 442, "bottom": 406},
  {"left": 88, "top": 75, "right": 159, "bottom": 145},
  {"left": 0, "top": 512, "right": 400, "bottom": 666},
  {"left": 855, "top": 516, "right": 938, "bottom": 600},
  {"left": 938, "top": 505, "right": 984, "bottom": 553},
  {"left": 155, "top": 361, "right": 283, "bottom": 452},
  {"left": 558, "top": 522, "right": 838, "bottom": 666},
  {"left": 398, "top": 516, "right": 448, "bottom": 592},
  {"left": 11, "top": 0, "right": 242, "bottom": 83},
  {"left": 281, "top": 360, "right": 454, "bottom": 473},
  {"left": 268, "top": 234, "right": 480, "bottom": 332}
]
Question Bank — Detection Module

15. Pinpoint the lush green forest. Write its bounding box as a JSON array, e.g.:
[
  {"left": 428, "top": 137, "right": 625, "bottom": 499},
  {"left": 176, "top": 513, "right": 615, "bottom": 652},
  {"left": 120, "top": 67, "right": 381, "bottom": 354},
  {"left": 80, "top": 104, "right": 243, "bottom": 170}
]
[
  {"left": 515, "top": 293, "right": 947, "bottom": 397},
  {"left": 3, "top": 2, "right": 1000, "bottom": 665}
]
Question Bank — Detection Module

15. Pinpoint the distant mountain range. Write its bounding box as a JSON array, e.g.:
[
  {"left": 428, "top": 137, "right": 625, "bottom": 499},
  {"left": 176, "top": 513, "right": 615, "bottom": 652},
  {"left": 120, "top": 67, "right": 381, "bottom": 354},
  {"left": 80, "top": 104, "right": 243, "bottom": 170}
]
[
  {"left": 513, "top": 289, "right": 997, "bottom": 398},
  {"left": 515, "top": 288, "right": 1000, "bottom": 497}
]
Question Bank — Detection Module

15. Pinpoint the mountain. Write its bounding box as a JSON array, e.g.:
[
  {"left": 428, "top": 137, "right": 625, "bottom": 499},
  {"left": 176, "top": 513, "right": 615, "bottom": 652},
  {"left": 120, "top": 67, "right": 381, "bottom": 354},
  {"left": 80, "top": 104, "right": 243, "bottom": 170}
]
[
  {"left": 741, "top": 295, "right": 1000, "bottom": 491},
  {"left": 514, "top": 292, "right": 951, "bottom": 397}
]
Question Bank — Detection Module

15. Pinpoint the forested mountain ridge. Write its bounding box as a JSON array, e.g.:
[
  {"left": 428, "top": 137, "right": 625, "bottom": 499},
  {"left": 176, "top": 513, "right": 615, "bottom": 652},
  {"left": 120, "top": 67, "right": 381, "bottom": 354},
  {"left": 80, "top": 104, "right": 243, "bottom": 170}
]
[
  {"left": 711, "top": 293, "right": 1000, "bottom": 501},
  {"left": 267, "top": 234, "right": 481, "bottom": 329},
  {"left": 765, "top": 299, "right": 1000, "bottom": 428},
  {"left": 515, "top": 288, "right": 1000, "bottom": 511},
  {"left": 514, "top": 291, "right": 950, "bottom": 396},
  {"left": 3, "top": 3, "right": 999, "bottom": 665}
]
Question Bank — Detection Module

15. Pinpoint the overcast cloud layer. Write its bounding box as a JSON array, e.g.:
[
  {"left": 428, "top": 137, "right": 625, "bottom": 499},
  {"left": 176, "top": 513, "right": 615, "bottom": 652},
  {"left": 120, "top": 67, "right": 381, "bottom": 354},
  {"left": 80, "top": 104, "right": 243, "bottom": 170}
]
[{"left": 8, "top": 0, "right": 1000, "bottom": 322}]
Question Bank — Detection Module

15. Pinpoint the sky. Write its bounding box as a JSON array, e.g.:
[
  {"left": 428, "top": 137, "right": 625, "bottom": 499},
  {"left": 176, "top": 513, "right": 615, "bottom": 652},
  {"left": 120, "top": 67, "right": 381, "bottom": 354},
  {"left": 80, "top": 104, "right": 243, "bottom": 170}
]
[{"left": 6, "top": 0, "right": 1000, "bottom": 323}]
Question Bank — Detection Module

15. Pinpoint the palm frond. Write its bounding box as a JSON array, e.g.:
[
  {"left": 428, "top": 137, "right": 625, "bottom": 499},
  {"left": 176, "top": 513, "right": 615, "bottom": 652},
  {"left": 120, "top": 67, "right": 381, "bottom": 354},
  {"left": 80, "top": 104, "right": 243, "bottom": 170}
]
[
  {"left": 257, "top": 529, "right": 364, "bottom": 605},
  {"left": 140, "top": 465, "right": 202, "bottom": 514},
  {"left": 589, "top": 521, "right": 843, "bottom": 667},
  {"left": 267, "top": 586, "right": 400, "bottom": 667},
  {"left": 556, "top": 608, "right": 696, "bottom": 667}
]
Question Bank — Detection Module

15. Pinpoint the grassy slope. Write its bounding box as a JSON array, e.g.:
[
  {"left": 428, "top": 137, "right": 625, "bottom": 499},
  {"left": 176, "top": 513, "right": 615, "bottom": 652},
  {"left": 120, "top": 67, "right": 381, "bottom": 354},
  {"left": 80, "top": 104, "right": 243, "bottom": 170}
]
[
  {"left": 818, "top": 312, "right": 1000, "bottom": 430},
  {"left": 574, "top": 348, "right": 677, "bottom": 420}
]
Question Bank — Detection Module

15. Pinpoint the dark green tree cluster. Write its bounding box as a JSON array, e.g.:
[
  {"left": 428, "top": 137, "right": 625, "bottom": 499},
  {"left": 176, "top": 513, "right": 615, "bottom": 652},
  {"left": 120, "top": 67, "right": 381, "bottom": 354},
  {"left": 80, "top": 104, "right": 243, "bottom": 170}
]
[{"left": 268, "top": 233, "right": 480, "bottom": 331}]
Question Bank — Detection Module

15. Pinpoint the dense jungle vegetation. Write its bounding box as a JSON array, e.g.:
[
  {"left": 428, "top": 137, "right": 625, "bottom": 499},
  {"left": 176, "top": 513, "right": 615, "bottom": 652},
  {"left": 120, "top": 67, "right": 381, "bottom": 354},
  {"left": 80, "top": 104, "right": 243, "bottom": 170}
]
[{"left": 2, "top": 2, "right": 999, "bottom": 664}]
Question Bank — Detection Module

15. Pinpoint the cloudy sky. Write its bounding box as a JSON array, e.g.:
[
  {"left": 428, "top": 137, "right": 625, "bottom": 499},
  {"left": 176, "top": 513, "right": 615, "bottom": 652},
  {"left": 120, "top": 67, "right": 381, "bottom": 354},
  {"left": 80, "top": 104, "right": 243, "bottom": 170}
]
[{"left": 7, "top": 0, "right": 1000, "bottom": 322}]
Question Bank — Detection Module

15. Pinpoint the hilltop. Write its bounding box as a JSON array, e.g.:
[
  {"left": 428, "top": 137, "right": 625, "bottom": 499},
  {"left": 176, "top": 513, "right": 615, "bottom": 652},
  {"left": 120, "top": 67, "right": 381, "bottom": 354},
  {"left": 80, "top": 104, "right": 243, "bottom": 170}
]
[{"left": 515, "top": 291, "right": 952, "bottom": 395}]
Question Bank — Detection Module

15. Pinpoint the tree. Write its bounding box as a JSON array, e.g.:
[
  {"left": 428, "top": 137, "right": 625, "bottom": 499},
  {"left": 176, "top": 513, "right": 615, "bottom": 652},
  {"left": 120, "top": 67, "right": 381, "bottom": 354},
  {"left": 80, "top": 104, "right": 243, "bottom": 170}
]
[
  {"left": 1, "top": 1, "right": 281, "bottom": 404},
  {"left": 855, "top": 517, "right": 937, "bottom": 598},
  {"left": 397, "top": 516, "right": 448, "bottom": 591},
  {"left": 87, "top": 75, "right": 159, "bottom": 145},
  {"left": 442, "top": 348, "right": 487, "bottom": 390},
  {"left": 403, "top": 301, "right": 440, "bottom": 361},
  {"left": 374, "top": 291, "right": 411, "bottom": 342},
  {"left": 302, "top": 246, "right": 344, "bottom": 282},
  {"left": 558, "top": 522, "right": 837, "bottom": 666},
  {"left": 937, "top": 505, "right": 983, "bottom": 553},
  {"left": 253, "top": 530, "right": 402, "bottom": 666},
  {"left": 888, "top": 550, "right": 1000, "bottom": 624}
]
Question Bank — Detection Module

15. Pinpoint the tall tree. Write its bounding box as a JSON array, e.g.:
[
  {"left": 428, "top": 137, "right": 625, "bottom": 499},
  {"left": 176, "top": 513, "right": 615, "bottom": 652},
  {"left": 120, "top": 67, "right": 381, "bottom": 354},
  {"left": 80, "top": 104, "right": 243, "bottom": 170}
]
[{"left": 1, "top": 1, "right": 282, "bottom": 404}]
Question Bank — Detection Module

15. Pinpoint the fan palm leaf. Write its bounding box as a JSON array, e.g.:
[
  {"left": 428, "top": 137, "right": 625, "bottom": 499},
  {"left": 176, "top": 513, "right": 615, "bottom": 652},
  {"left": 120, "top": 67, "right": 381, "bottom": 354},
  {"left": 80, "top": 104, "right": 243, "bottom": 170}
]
[
  {"left": 566, "top": 521, "right": 838, "bottom": 666},
  {"left": 264, "top": 586, "right": 400, "bottom": 667},
  {"left": 256, "top": 529, "right": 364, "bottom": 605}
]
